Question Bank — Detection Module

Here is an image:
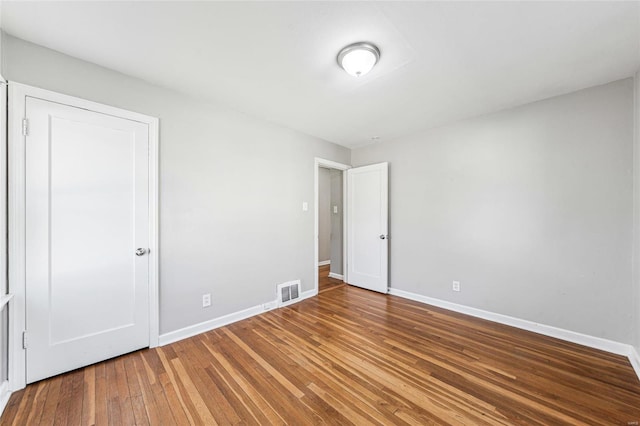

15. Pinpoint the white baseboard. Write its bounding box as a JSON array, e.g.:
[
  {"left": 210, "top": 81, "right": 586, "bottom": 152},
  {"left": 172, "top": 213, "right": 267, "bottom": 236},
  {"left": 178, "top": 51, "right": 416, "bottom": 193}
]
[
  {"left": 0, "top": 381, "right": 11, "bottom": 419},
  {"left": 388, "top": 288, "right": 640, "bottom": 382},
  {"left": 318, "top": 260, "right": 331, "bottom": 266},
  {"left": 159, "top": 303, "right": 266, "bottom": 346},
  {"left": 300, "top": 288, "right": 318, "bottom": 301},
  {"left": 157, "top": 285, "right": 639, "bottom": 383},
  {"left": 328, "top": 272, "right": 344, "bottom": 280},
  {"left": 159, "top": 289, "right": 319, "bottom": 346},
  {"left": 629, "top": 346, "right": 640, "bottom": 380}
]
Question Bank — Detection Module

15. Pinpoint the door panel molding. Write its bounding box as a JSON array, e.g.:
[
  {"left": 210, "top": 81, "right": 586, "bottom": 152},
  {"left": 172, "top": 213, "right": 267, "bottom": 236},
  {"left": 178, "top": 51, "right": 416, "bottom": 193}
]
[{"left": 8, "top": 83, "right": 159, "bottom": 391}]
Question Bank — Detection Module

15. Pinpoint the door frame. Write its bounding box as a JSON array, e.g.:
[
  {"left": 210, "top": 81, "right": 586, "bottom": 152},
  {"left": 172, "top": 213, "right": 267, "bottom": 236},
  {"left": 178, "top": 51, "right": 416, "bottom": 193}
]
[
  {"left": 0, "top": 80, "right": 13, "bottom": 413},
  {"left": 8, "top": 82, "right": 160, "bottom": 391},
  {"left": 314, "top": 158, "right": 350, "bottom": 294}
]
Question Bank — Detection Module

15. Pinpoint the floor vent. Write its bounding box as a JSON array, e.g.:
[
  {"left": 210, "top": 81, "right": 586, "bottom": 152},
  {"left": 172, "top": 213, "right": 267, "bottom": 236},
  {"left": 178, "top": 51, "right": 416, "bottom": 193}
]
[{"left": 277, "top": 280, "right": 301, "bottom": 307}]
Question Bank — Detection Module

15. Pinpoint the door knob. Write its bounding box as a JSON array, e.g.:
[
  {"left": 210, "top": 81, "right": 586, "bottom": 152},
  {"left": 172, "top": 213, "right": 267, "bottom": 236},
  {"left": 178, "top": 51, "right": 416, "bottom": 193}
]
[
  {"left": 379, "top": 235, "right": 386, "bottom": 240},
  {"left": 135, "top": 248, "right": 147, "bottom": 256}
]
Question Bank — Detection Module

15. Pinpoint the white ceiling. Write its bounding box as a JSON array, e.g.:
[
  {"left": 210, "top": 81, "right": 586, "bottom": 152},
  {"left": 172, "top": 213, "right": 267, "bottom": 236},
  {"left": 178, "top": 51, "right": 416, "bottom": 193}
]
[{"left": 2, "top": 1, "right": 639, "bottom": 148}]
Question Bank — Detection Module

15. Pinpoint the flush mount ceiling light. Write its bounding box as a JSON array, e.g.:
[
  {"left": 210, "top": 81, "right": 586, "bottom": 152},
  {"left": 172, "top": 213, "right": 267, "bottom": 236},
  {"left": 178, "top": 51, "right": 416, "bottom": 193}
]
[{"left": 337, "top": 42, "right": 380, "bottom": 77}]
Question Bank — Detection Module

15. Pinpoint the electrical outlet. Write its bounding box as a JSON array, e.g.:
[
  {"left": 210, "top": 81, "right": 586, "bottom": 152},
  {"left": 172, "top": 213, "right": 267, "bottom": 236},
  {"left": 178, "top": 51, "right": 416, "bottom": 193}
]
[
  {"left": 452, "top": 281, "right": 461, "bottom": 292},
  {"left": 262, "top": 301, "right": 277, "bottom": 311},
  {"left": 202, "top": 293, "right": 211, "bottom": 307}
]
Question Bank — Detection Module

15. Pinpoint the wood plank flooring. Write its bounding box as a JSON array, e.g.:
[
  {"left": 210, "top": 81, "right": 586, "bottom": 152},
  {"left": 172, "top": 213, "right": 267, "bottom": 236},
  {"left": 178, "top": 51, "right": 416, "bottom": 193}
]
[
  {"left": 318, "top": 264, "right": 344, "bottom": 293},
  {"left": 2, "top": 271, "right": 640, "bottom": 425}
]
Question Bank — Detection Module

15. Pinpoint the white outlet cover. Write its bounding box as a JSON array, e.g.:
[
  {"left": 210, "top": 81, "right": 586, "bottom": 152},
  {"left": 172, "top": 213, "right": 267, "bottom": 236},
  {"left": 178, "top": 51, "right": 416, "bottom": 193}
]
[
  {"left": 452, "top": 281, "right": 461, "bottom": 292},
  {"left": 263, "top": 301, "right": 277, "bottom": 311},
  {"left": 302, "top": 202, "right": 309, "bottom": 211},
  {"left": 333, "top": 205, "right": 338, "bottom": 214},
  {"left": 202, "top": 293, "right": 212, "bottom": 307}
]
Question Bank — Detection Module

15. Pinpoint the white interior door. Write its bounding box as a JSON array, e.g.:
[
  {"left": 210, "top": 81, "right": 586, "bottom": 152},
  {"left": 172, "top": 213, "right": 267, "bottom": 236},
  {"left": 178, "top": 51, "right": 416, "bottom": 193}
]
[
  {"left": 346, "top": 162, "right": 388, "bottom": 293},
  {"left": 25, "top": 96, "right": 150, "bottom": 383}
]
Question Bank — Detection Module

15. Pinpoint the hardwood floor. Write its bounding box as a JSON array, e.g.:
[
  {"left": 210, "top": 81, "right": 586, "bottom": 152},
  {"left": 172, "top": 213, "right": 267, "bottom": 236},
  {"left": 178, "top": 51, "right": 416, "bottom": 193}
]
[
  {"left": 318, "top": 264, "right": 344, "bottom": 293},
  {"left": 2, "top": 278, "right": 640, "bottom": 425}
]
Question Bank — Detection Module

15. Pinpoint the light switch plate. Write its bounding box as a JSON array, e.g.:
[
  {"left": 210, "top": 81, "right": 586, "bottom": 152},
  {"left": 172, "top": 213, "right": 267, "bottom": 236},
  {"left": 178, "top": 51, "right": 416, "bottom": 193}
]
[{"left": 302, "top": 202, "right": 308, "bottom": 211}]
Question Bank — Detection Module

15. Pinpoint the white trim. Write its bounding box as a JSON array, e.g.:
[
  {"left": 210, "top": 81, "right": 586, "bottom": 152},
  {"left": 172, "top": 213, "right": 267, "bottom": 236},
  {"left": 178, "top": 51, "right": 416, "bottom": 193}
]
[
  {"left": 328, "top": 272, "right": 344, "bottom": 281},
  {"left": 342, "top": 171, "right": 348, "bottom": 284},
  {"left": 627, "top": 346, "right": 640, "bottom": 380},
  {"left": 0, "top": 82, "right": 6, "bottom": 303},
  {"left": 316, "top": 158, "right": 352, "bottom": 171},
  {"left": 389, "top": 288, "right": 640, "bottom": 382},
  {"left": 8, "top": 82, "right": 160, "bottom": 390},
  {"left": 314, "top": 158, "right": 350, "bottom": 295},
  {"left": 0, "top": 294, "right": 13, "bottom": 311},
  {"left": 159, "top": 304, "right": 267, "bottom": 346},
  {"left": 0, "top": 82, "right": 9, "bottom": 406},
  {"left": 634, "top": 71, "right": 640, "bottom": 383},
  {"left": 160, "top": 289, "right": 318, "bottom": 346},
  {"left": 0, "top": 381, "right": 11, "bottom": 418},
  {"left": 300, "top": 288, "right": 317, "bottom": 301},
  {"left": 8, "top": 83, "right": 27, "bottom": 391},
  {"left": 318, "top": 260, "right": 331, "bottom": 266},
  {"left": 629, "top": 346, "right": 640, "bottom": 381},
  {"left": 148, "top": 116, "right": 160, "bottom": 348}
]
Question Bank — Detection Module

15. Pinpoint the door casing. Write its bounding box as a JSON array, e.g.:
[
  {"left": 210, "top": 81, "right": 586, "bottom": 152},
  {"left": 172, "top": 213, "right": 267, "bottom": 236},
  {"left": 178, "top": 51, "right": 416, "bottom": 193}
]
[
  {"left": 8, "top": 82, "right": 160, "bottom": 391},
  {"left": 314, "top": 158, "right": 350, "bottom": 294}
]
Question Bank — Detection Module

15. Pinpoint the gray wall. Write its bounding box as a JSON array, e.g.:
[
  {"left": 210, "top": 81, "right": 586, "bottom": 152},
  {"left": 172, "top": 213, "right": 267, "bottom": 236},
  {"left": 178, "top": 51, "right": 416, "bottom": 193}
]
[
  {"left": 0, "top": 33, "right": 4, "bottom": 81},
  {"left": 330, "top": 170, "right": 343, "bottom": 275},
  {"left": 0, "top": 16, "right": 4, "bottom": 80},
  {"left": 318, "top": 168, "right": 331, "bottom": 263},
  {"left": 3, "top": 34, "right": 638, "bottom": 349},
  {"left": 2, "top": 35, "right": 350, "bottom": 335},
  {"left": 352, "top": 79, "right": 635, "bottom": 344}
]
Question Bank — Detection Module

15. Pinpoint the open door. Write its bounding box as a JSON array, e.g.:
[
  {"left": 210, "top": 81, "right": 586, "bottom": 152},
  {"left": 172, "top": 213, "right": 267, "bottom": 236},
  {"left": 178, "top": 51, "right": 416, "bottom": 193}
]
[{"left": 346, "top": 162, "right": 388, "bottom": 293}]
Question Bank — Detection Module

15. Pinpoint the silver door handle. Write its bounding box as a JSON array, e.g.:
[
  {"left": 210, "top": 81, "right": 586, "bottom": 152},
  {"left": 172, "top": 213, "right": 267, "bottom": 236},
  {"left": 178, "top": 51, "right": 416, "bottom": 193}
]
[
  {"left": 379, "top": 235, "right": 387, "bottom": 240},
  {"left": 135, "top": 248, "right": 147, "bottom": 256}
]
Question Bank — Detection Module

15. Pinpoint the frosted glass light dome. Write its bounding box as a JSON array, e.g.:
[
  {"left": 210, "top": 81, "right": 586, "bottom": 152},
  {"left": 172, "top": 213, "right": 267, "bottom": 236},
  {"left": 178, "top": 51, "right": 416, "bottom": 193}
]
[{"left": 337, "top": 42, "right": 380, "bottom": 77}]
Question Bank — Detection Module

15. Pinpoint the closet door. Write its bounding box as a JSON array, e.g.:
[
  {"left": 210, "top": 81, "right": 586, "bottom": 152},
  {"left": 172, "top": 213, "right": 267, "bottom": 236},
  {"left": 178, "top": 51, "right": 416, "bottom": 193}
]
[{"left": 25, "top": 96, "right": 150, "bottom": 383}]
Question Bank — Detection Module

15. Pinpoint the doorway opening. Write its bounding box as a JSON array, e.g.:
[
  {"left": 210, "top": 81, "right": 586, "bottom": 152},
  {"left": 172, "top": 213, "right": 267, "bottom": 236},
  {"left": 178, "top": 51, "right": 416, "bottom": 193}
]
[
  {"left": 314, "top": 158, "right": 350, "bottom": 294},
  {"left": 318, "top": 166, "right": 344, "bottom": 293}
]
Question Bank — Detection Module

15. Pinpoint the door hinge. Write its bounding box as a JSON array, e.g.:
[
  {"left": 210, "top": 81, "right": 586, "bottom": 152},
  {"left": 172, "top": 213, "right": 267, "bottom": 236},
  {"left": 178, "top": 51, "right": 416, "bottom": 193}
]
[
  {"left": 22, "top": 331, "right": 28, "bottom": 349},
  {"left": 22, "top": 118, "right": 29, "bottom": 136}
]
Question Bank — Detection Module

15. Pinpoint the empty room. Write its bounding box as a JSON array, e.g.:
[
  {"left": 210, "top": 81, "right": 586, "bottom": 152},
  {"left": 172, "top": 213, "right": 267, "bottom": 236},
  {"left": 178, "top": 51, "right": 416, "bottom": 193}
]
[{"left": 0, "top": 1, "right": 638, "bottom": 424}]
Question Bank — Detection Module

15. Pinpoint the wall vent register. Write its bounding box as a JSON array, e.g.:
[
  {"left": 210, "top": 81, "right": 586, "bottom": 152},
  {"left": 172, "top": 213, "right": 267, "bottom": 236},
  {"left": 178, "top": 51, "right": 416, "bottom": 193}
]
[{"left": 277, "top": 280, "right": 301, "bottom": 307}]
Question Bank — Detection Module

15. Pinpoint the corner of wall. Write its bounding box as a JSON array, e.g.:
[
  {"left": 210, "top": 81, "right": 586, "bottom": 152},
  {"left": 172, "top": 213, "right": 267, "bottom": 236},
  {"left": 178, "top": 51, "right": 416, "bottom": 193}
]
[
  {"left": 349, "top": 145, "right": 355, "bottom": 168},
  {"left": 633, "top": 70, "right": 640, "bottom": 354},
  {"left": 0, "top": 0, "right": 5, "bottom": 81},
  {"left": 0, "top": 30, "right": 5, "bottom": 82}
]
